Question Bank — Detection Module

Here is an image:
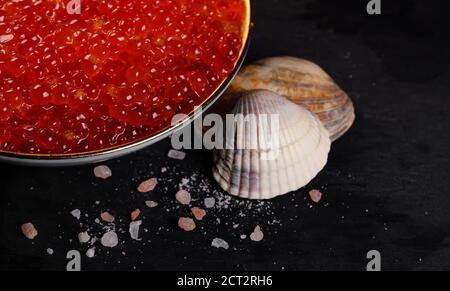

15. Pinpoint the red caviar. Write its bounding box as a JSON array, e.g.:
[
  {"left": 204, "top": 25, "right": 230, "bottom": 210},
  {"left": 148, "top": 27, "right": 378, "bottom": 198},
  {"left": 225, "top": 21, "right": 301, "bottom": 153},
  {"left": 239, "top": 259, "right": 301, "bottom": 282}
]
[{"left": 0, "top": 0, "right": 246, "bottom": 154}]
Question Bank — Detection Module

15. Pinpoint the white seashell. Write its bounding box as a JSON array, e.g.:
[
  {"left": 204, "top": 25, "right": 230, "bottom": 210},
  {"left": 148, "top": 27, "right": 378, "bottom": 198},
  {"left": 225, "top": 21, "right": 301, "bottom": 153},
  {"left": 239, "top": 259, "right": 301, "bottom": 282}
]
[{"left": 212, "top": 90, "right": 331, "bottom": 200}]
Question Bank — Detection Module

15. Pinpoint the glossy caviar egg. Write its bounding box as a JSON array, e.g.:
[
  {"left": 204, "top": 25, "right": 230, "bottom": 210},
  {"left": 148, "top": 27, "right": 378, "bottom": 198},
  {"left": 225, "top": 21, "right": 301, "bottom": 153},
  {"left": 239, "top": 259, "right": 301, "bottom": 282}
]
[{"left": 0, "top": 0, "right": 246, "bottom": 154}]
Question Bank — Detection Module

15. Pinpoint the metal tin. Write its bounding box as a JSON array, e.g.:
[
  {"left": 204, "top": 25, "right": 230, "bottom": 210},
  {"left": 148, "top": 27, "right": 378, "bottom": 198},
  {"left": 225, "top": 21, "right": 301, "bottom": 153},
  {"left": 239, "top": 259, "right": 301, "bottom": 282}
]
[{"left": 0, "top": 0, "right": 252, "bottom": 167}]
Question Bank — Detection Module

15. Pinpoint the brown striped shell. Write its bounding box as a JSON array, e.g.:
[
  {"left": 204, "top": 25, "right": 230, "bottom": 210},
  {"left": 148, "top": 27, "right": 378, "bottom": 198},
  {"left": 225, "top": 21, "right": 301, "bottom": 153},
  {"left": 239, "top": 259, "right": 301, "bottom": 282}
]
[{"left": 217, "top": 56, "right": 355, "bottom": 141}]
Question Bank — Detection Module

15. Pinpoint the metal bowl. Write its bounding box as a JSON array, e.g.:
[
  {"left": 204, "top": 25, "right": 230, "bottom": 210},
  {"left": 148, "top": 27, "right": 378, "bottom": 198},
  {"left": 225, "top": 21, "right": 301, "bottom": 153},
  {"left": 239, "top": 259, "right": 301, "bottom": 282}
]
[{"left": 0, "top": 0, "right": 252, "bottom": 167}]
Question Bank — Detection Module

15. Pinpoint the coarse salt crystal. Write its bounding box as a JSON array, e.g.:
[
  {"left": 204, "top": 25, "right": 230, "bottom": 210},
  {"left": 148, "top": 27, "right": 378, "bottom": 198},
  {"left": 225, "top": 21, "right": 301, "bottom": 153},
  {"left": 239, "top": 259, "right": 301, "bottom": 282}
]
[
  {"left": 178, "top": 217, "right": 196, "bottom": 231},
  {"left": 100, "top": 211, "right": 115, "bottom": 223},
  {"left": 94, "top": 165, "right": 112, "bottom": 179},
  {"left": 191, "top": 207, "right": 206, "bottom": 221},
  {"left": 309, "top": 189, "right": 323, "bottom": 203},
  {"left": 21, "top": 223, "right": 38, "bottom": 239},
  {"left": 86, "top": 248, "right": 95, "bottom": 258},
  {"left": 168, "top": 149, "right": 186, "bottom": 160},
  {"left": 176, "top": 189, "right": 191, "bottom": 205},
  {"left": 204, "top": 197, "right": 215, "bottom": 208},
  {"left": 47, "top": 248, "right": 54, "bottom": 255},
  {"left": 131, "top": 208, "right": 141, "bottom": 221},
  {"left": 250, "top": 225, "right": 264, "bottom": 242},
  {"left": 129, "top": 220, "right": 142, "bottom": 240},
  {"left": 78, "top": 231, "right": 90, "bottom": 243},
  {"left": 211, "top": 238, "right": 229, "bottom": 250},
  {"left": 137, "top": 177, "right": 158, "bottom": 193},
  {"left": 145, "top": 200, "right": 158, "bottom": 208},
  {"left": 240, "top": 234, "right": 247, "bottom": 240},
  {"left": 70, "top": 209, "right": 81, "bottom": 220},
  {"left": 101, "top": 231, "right": 118, "bottom": 248}
]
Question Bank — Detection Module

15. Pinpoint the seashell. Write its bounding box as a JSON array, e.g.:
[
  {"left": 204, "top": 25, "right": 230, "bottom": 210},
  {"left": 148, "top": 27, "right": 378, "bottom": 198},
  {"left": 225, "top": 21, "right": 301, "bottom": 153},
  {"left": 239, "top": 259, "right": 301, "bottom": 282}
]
[
  {"left": 217, "top": 56, "right": 355, "bottom": 141},
  {"left": 212, "top": 90, "right": 331, "bottom": 200}
]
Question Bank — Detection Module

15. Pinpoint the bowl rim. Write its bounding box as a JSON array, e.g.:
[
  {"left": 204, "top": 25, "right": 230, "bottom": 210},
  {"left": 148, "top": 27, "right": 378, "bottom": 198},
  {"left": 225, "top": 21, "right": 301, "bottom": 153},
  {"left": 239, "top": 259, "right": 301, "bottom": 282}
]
[{"left": 0, "top": 0, "right": 253, "bottom": 166}]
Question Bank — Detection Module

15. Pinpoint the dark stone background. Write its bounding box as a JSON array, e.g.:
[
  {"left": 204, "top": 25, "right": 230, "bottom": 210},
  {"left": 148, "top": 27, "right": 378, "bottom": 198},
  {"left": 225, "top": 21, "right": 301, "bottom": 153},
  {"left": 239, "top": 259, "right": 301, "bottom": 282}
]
[{"left": 1, "top": 0, "right": 449, "bottom": 271}]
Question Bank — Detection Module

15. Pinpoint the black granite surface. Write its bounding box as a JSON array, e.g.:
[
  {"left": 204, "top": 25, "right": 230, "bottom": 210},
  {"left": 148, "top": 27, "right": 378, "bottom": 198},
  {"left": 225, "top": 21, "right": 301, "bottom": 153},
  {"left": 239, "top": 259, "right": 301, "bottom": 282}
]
[{"left": 1, "top": 0, "right": 449, "bottom": 271}]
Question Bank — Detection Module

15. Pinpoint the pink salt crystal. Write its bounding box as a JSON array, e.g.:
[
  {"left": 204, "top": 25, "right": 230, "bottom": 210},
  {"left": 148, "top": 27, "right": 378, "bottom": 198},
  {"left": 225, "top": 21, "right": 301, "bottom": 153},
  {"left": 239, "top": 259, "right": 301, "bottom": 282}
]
[
  {"left": 191, "top": 207, "right": 206, "bottom": 221},
  {"left": 250, "top": 225, "right": 264, "bottom": 242},
  {"left": 309, "top": 189, "right": 323, "bottom": 203},
  {"left": 21, "top": 223, "right": 38, "bottom": 240},
  {"left": 78, "top": 231, "right": 90, "bottom": 243},
  {"left": 86, "top": 248, "right": 95, "bottom": 258},
  {"left": 178, "top": 217, "right": 196, "bottom": 232},
  {"left": 211, "top": 238, "right": 229, "bottom": 250},
  {"left": 175, "top": 189, "right": 191, "bottom": 205},
  {"left": 94, "top": 165, "right": 112, "bottom": 179},
  {"left": 70, "top": 209, "right": 81, "bottom": 220},
  {"left": 137, "top": 178, "right": 158, "bottom": 193},
  {"left": 168, "top": 149, "right": 186, "bottom": 160},
  {"left": 204, "top": 197, "right": 215, "bottom": 208},
  {"left": 100, "top": 211, "right": 115, "bottom": 223},
  {"left": 145, "top": 200, "right": 159, "bottom": 208},
  {"left": 129, "top": 220, "right": 142, "bottom": 240},
  {"left": 101, "top": 231, "right": 118, "bottom": 248},
  {"left": 131, "top": 208, "right": 141, "bottom": 221}
]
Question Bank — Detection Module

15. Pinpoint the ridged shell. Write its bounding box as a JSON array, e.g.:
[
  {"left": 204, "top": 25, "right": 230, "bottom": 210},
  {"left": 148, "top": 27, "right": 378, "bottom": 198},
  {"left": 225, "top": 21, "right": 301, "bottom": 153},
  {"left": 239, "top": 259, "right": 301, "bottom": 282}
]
[
  {"left": 219, "top": 56, "right": 355, "bottom": 141},
  {"left": 212, "top": 90, "right": 331, "bottom": 200}
]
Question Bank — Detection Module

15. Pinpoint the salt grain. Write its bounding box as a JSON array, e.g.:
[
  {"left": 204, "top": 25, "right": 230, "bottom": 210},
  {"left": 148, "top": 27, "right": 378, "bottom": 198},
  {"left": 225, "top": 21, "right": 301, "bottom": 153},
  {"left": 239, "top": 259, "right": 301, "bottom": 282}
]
[
  {"left": 47, "top": 248, "right": 54, "bottom": 255},
  {"left": 137, "top": 177, "right": 158, "bottom": 193},
  {"left": 131, "top": 208, "right": 141, "bottom": 221},
  {"left": 176, "top": 190, "right": 191, "bottom": 205},
  {"left": 178, "top": 217, "right": 196, "bottom": 231},
  {"left": 309, "top": 189, "right": 323, "bottom": 203},
  {"left": 70, "top": 209, "right": 81, "bottom": 220},
  {"left": 191, "top": 207, "right": 206, "bottom": 221},
  {"left": 21, "top": 223, "right": 38, "bottom": 239},
  {"left": 204, "top": 197, "right": 215, "bottom": 208},
  {"left": 145, "top": 200, "right": 158, "bottom": 208},
  {"left": 211, "top": 238, "right": 229, "bottom": 250},
  {"left": 168, "top": 149, "right": 186, "bottom": 160},
  {"left": 86, "top": 248, "right": 95, "bottom": 258},
  {"left": 240, "top": 234, "right": 247, "bottom": 240},
  {"left": 94, "top": 165, "right": 112, "bottom": 179},
  {"left": 101, "top": 231, "right": 118, "bottom": 248},
  {"left": 78, "top": 231, "right": 90, "bottom": 243},
  {"left": 100, "top": 211, "right": 115, "bottom": 223},
  {"left": 250, "top": 226, "right": 264, "bottom": 242},
  {"left": 129, "top": 220, "right": 142, "bottom": 240}
]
